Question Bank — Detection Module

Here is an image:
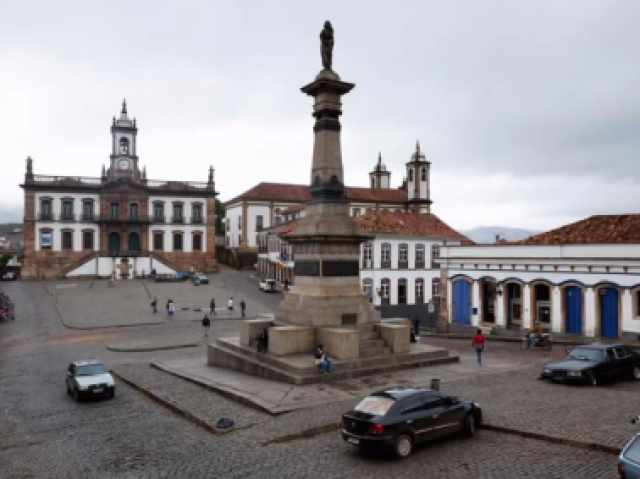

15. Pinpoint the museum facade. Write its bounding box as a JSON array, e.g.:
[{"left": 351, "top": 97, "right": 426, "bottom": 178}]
[{"left": 20, "top": 101, "right": 218, "bottom": 279}]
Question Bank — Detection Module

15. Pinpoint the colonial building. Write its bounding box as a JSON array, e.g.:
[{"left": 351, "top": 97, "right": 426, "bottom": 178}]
[
  {"left": 225, "top": 143, "right": 433, "bottom": 248},
  {"left": 20, "top": 101, "right": 218, "bottom": 279},
  {"left": 256, "top": 145, "right": 469, "bottom": 319},
  {"left": 440, "top": 214, "right": 640, "bottom": 340}
]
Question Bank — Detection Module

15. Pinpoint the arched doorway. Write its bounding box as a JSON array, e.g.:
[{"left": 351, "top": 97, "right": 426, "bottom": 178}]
[
  {"left": 108, "top": 232, "right": 121, "bottom": 252},
  {"left": 506, "top": 283, "right": 522, "bottom": 328},
  {"left": 128, "top": 232, "right": 140, "bottom": 252},
  {"left": 599, "top": 287, "right": 619, "bottom": 339},
  {"left": 533, "top": 283, "right": 552, "bottom": 326},
  {"left": 481, "top": 280, "right": 496, "bottom": 323},
  {"left": 564, "top": 286, "right": 583, "bottom": 335},
  {"left": 453, "top": 279, "right": 471, "bottom": 325}
]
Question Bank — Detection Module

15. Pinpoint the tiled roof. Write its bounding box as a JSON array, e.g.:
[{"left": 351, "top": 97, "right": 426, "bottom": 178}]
[
  {"left": 224, "top": 182, "right": 407, "bottom": 206},
  {"left": 282, "top": 204, "right": 306, "bottom": 214},
  {"left": 518, "top": 214, "right": 640, "bottom": 245},
  {"left": 356, "top": 209, "right": 472, "bottom": 242}
]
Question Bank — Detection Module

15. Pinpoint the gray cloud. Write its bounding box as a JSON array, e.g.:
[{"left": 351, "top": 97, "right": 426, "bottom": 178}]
[{"left": 1, "top": 0, "right": 638, "bottom": 230}]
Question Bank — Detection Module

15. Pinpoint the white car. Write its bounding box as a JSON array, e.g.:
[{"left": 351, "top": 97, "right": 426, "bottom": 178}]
[
  {"left": 66, "top": 360, "right": 115, "bottom": 402},
  {"left": 259, "top": 279, "right": 277, "bottom": 293}
]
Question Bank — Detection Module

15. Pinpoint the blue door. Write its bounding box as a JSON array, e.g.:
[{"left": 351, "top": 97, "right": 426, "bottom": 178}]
[
  {"left": 600, "top": 288, "right": 619, "bottom": 339},
  {"left": 565, "top": 286, "right": 582, "bottom": 335},
  {"left": 453, "top": 280, "right": 471, "bottom": 325}
]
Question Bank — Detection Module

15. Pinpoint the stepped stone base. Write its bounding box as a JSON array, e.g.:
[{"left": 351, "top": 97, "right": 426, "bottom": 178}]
[{"left": 208, "top": 336, "right": 459, "bottom": 385}]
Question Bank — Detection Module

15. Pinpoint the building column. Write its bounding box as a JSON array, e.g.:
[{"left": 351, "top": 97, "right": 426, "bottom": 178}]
[
  {"left": 523, "top": 284, "right": 532, "bottom": 329},
  {"left": 446, "top": 278, "right": 453, "bottom": 325},
  {"left": 471, "top": 280, "right": 480, "bottom": 326},
  {"left": 622, "top": 289, "right": 633, "bottom": 336},
  {"left": 241, "top": 201, "right": 248, "bottom": 249},
  {"left": 552, "top": 286, "right": 562, "bottom": 333},
  {"left": 585, "top": 287, "right": 596, "bottom": 337},
  {"left": 496, "top": 287, "right": 506, "bottom": 327}
]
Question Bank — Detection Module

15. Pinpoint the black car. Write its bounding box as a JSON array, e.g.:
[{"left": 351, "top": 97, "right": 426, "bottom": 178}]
[
  {"left": 541, "top": 343, "right": 640, "bottom": 387},
  {"left": 341, "top": 388, "right": 482, "bottom": 459}
]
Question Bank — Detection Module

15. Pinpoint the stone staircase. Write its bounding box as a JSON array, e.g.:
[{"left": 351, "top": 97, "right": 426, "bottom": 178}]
[
  {"left": 358, "top": 325, "right": 391, "bottom": 357},
  {"left": 208, "top": 336, "right": 460, "bottom": 385}
]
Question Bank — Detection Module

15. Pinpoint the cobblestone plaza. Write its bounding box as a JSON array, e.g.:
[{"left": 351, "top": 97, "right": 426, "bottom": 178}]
[{"left": 0, "top": 273, "right": 633, "bottom": 478}]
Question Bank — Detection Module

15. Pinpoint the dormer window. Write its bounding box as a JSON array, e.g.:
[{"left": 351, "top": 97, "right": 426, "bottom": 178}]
[{"left": 119, "top": 137, "right": 129, "bottom": 154}]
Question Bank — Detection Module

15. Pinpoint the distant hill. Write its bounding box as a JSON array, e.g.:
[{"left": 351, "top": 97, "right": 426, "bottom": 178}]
[{"left": 461, "top": 226, "right": 540, "bottom": 244}]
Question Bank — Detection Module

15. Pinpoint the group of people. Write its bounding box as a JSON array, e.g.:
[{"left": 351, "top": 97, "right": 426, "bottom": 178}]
[{"left": 209, "top": 297, "right": 247, "bottom": 317}]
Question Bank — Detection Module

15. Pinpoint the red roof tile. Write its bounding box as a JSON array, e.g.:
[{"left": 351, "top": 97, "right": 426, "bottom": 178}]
[
  {"left": 282, "top": 204, "right": 306, "bottom": 214},
  {"left": 518, "top": 214, "right": 640, "bottom": 245},
  {"left": 356, "top": 209, "right": 472, "bottom": 242},
  {"left": 224, "top": 182, "right": 407, "bottom": 206}
]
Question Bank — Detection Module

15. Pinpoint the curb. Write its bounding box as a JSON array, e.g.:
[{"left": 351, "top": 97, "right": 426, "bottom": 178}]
[
  {"left": 479, "top": 423, "right": 622, "bottom": 456},
  {"left": 111, "top": 368, "right": 232, "bottom": 436},
  {"left": 262, "top": 423, "right": 341, "bottom": 445},
  {"left": 107, "top": 342, "right": 200, "bottom": 352},
  {"left": 428, "top": 333, "right": 640, "bottom": 350}
]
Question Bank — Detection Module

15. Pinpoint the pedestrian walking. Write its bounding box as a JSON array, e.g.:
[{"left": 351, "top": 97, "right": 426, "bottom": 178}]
[
  {"left": 471, "top": 329, "right": 486, "bottom": 365},
  {"left": 240, "top": 300, "right": 246, "bottom": 318},
  {"left": 168, "top": 299, "right": 175, "bottom": 317},
  {"left": 284, "top": 278, "right": 290, "bottom": 291},
  {"left": 166, "top": 299, "right": 170, "bottom": 315},
  {"left": 413, "top": 316, "right": 421, "bottom": 342},
  {"left": 228, "top": 297, "right": 234, "bottom": 311},
  {"left": 210, "top": 298, "right": 217, "bottom": 316},
  {"left": 202, "top": 315, "right": 211, "bottom": 337},
  {"left": 151, "top": 296, "right": 158, "bottom": 314}
]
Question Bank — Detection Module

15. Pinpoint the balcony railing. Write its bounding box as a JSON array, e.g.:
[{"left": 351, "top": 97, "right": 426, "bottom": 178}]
[
  {"left": 415, "top": 260, "right": 425, "bottom": 269},
  {"left": 362, "top": 259, "right": 373, "bottom": 269},
  {"left": 99, "top": 215, "right": 152, "bottom": 223},
  {"left": 38, "top": 213, "right": 54, "bottom": 221},
  {"left": 398, "top": 260, "right": 408, "bottom": 269},
  {"left": 81, "top": 214, "right": 98, "bottom": 222},
  {"left": 171, "top": 216, "right": 185, "bottom": 224},
  {"left": 30, "top": 175, "right": 102, "bottom": 186},
  {"left": 191, "top": 216, "right": 203, "bottom": 224},
  {"left": 60, "top": 213, "right": 76, "bottom": 222},
  {"left": 153, "top": 215, "right": 165, "bottom": 223},
  {"left": 381, "top": 260, "right": 391, "bottom": 269}
]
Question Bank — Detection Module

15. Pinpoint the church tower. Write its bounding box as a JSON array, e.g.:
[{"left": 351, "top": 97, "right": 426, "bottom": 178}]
[
  {"left": 369, "top": 153, "right": 391, "bottom": 189},
  {"left": 406, "top": 141, "right": 432, "bottom": 213},
  {"left": 107, "top": 99, "right": 141, "bottom": 181}
]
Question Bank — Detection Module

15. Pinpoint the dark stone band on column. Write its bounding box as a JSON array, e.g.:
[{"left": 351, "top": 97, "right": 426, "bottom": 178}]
[{"left": 314, "top": 120, "right": 341, "bottom": 132}]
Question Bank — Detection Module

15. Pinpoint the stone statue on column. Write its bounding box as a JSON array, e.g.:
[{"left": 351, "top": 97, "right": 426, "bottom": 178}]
[
  {"left": 25, "top": 156, "right": 34, "bottom": 180},
  {"left": 320, "top": 21, "right": 334, "bottom": 71}
]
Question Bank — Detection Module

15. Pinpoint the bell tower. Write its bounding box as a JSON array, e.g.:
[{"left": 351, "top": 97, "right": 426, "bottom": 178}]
[
  {"left": 369, "top": 152, "right": 391, "bottom": 189},
  {"left": 406, "top": 141, "right": 432, "bottom": 213},
  {"left": 107, "top": 99, "right": 140, "bottom": 181}
]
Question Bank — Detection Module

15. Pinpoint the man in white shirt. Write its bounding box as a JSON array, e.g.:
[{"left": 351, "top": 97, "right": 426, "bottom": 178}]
[{"left": 228, "top": 297, "right": 234, "bottom": 311}]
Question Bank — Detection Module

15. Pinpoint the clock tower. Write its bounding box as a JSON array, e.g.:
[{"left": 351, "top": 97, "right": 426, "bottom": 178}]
[{"left": 107, "top": 99, "right": 141, "bottom": 181}]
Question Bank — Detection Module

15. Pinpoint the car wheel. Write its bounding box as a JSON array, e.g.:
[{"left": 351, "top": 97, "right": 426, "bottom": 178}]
[
  {"left": 66, "top": 383, "right": 72, "bottom": 396},
  {"left": 393, "top": 434, "right": 414, "bottom": 459},
  {"left": 462, "top": 414, "right": 475, "bottom": 437},
  {"left": 73, "top": 388, "right": 81, "bottom": 402},
  {"left": 589, "top": 373, "right": 598, "bottom": 387},
  {"left": 632, "top": 367, "right": 640, "bottom": 381},
  {"left": 108, "top": 388, "right": 115, "bottom": 399}
]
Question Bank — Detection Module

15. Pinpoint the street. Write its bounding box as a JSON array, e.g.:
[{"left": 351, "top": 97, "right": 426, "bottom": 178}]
[{"left": 0, "top": 271, "right": 626, "bottom": 478}]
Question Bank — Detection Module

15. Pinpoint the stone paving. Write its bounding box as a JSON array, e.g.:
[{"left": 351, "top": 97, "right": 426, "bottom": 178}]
[{"left": 0, "top": 279, "right": 628, "bottom": 478}]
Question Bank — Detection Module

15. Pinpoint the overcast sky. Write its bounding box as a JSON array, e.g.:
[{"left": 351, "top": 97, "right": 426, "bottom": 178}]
[{"left": 1, "top": 0, "right": 638, "bottom": 231}]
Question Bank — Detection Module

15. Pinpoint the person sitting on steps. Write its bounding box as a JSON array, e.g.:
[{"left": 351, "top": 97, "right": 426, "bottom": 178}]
[
  {"left": 313, "top": 344, "right": 333, "bottom": 374},
  {"left": 256, "top": 328, "right": 269, "bottom": 353}
]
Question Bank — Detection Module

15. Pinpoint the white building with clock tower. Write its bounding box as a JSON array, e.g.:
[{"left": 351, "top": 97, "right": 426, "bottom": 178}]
[{"left": 20, "top": 100, "right": 218, "bottom": 279}]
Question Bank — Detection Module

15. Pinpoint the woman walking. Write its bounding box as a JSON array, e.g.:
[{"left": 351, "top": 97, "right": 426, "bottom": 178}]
[{"left": 471, "top": 329, "right": 486, "bottom": 366}]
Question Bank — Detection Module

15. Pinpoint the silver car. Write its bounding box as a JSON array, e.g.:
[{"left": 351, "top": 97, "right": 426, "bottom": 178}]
[
  {"left": 619, "top": 432, "right": 640, "bottom": 478},
  {"left": 66, "top": 360, "right": 115, "bottom": 402}
]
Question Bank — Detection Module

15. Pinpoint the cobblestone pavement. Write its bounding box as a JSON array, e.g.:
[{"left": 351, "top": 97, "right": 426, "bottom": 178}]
[{"left": 0, "top": 278, "right": 624, "bottom": 478}]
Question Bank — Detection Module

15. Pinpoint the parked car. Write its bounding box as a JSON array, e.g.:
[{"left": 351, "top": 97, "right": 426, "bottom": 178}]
[
  {"left": 176, "top": 271, "right": 190, "bottom": 281},
  {"left": 541, "top": 344, "right": 640, "bottom": 387},
  {"left": 341, "top": 388, "right": 482, "bottom": 459},
  {"left": 619, "top": 430, "right": 640, "bottom": 478},
  {"left": 194, "top": 273, "right": 209, "bottom": 285},
  {"left": 259, "top": 279, "right": 277, "bottom": 293},
  {"left": 2, "top": 271, "right": 17, "bottom": 281},
  {"left": 66, "top": 360, "right": 115, "bottom": 402}
]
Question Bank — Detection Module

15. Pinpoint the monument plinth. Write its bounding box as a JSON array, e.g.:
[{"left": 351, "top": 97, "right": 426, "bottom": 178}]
[{"left": 207, "top": 22, "right": 458, "bottom": 383}]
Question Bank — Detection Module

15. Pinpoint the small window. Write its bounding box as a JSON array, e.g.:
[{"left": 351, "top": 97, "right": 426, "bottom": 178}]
[
  {"left": 41, "top": 231, "right": 53, "bottom": 249},
  {"left": 421, "top": 167, "right": 426, "bottom": 181},
  {"left": 153, "top": 233, "right": 163, "bottom": 251},
  {"left": 119, "top": 137, "right": 129, "bottom": 154},
  {"left": 173, "top": 234, "right": 183, "bottom": 251},
  {"left": 193, "top": 205, "right": 202, "bottom": 220},
  {"left": 636, "top": 291, "right": 640, "bottom": 316},
  {"left": 606, "top": 349, "right": 616, "bottom": 361},
  {"left": 62, "top": 231, "right": 73, "bottom": 250},
  {"left": 238, "top": 215, "right": 242, "bottom": 229},
  {"left": 83, "top": 201, "right": 93, "bottom": 217},
  {"left": 62, "top": 201, "right": 73, "bottom": 217},
  {"left": 352, "top": 208, "right": 361, "bottom": 218},
  {"left": 432, "top": 278, "right": 441, "bottom": 297},
  {"left": 401, "top": 395, "right": 423, "bottom": 414},
  {"left": 371, "top": 177, "right": 375, "bottom": 188},
  {"left": 173, "top": 204, "right": 183, "bottom": 219},
  {"left": 614, "top": 346, "right": 628, "bottom": 359},
  {"left": 256, "top": 216, "right": 263, "bottom": 231},
  {"left": 381, "top": 243, "right": 391, "bottom": 262},
  {"left": 354, "top": 396, "right": 395, "bottom": 416},
  {"left": 193, "top": 234, "right": 202, "bottom": 251},
  {"left": 42, "top": 200, "right": 52, "bottom": 215},
  {"left": 399, "top": 244, "right": 408, "bottom": 262},
  {"left": 129, "top": 203, "right": 138, "bottom": 218},
  {"left": 154, "top": 203, "right": 164, "bottom": 219},
  {"left": 83, "top": 231, "right": 93, "bottom": 250},
  {"left": 110, "top": 203, "right": 119, "bottom": 218},
  {"left": 408, "top": 168, "right": 414, "bottom": 182}
]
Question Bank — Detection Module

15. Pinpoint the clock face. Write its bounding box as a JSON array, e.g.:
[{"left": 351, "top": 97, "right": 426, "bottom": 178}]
[{"left": 117, "top": 159, "right": 130, "bottom": 170}]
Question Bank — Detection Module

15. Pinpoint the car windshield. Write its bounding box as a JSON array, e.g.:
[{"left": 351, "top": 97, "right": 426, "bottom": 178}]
[
  {"left": 568, "top": 348, "right": 604, "bottom": 362},
  {"left": 75, "top": 364, "right": 108, "bottom": 376},
  {"left": 624, "top": 436, "right": 640, "bottom": 465},
  {"left": 354, "top": 396, "right": 395, "bottom": 416}
]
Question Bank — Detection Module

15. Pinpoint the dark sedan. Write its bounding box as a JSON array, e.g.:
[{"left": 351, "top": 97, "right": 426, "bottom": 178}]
[
  {"left": 341, "top": 388, "right": 482, "bottom": 459},
  {"left": 541, "top": 343, "right": 640, "bottom": 387}
]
